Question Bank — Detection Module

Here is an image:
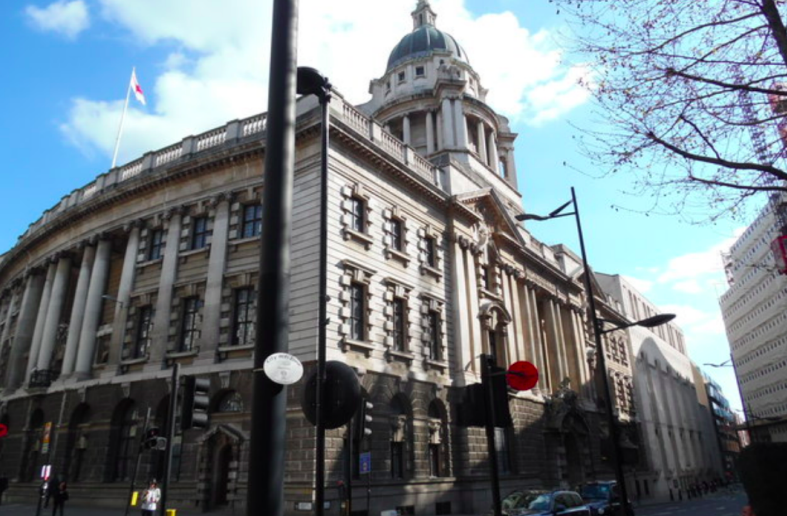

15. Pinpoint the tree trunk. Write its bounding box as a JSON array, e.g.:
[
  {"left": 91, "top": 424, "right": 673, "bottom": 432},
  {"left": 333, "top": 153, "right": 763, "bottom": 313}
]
[{"left": 761, "top": 0, "right": 787, "bottom": 68}]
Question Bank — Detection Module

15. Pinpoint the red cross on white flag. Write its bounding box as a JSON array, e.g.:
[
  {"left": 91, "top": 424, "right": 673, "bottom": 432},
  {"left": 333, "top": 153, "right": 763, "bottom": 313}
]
[{"left": 131, "top": 69, "right": 146, "bottom": 106}]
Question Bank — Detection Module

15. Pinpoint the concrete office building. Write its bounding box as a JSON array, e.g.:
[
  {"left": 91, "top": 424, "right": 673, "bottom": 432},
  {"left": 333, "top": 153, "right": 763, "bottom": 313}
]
[{"left": 720, "top": 193, "right": 787, "bottom": 442}]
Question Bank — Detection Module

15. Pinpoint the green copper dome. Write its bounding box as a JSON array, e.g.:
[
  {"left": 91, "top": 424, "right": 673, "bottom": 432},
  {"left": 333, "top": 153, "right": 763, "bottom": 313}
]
[{"left": 386, "top": 24, "right": 469, "bottom": 71}]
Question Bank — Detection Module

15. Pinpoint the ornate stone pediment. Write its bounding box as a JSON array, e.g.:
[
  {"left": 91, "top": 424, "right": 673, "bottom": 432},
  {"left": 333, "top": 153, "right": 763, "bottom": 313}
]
[{"left": 453, "top": 188, "right": 525, "bottom": 249}]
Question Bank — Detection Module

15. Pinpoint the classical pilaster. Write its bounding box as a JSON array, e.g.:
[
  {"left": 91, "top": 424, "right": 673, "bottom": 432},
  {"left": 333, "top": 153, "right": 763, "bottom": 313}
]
[
  {"left": 36, "top": 256, "right": 72, "bottom": 371},
  {"left": 199, "top": 196, "right": 230, "bottom": 359},
  {"left": 466, "top": 248, "right": 482, "bottom": 372},
  {"left": 453, "top": 99, "right": 467, "bottom": 148},
  {"left": 425, "top": 111, "right": 435, "bottom": 154},
  {"left": 402, "top": 114, "right": 411, "bottom": 146},
  {"left": 107, "top": 223, "right": 142, "bottom": 368},
  {"left": 435, "top": 111, "right": 443, "bottom": 151},
  {"left": 61, "top": 245, "right": 96, "bottom": 377},
  {"left": 450, "top": 239, "right": 471, "bottom": 383},
  {"left": 26, "top": 262, "right": 56, "bottom": 382},
  {"left": 477, "top": 121, "right": 487, "bottom": 165},
  {"left": 554, "top": 302, "right": 570, "bottom": 386},
  {"left": 544, "top": 298, "right": 564, "bottom": 387},
  {"left": 501, "top": 272, "right": 520, "bottom": 364},
  {"left": 526, "top": 285, "right": 547, "bottom": 392},
  {"left": 150, "top": 209, "right": 183, "bottom": 365},
  {"left": 505, "top": 150, "right": 518, "bottom": 189},
  {"left": 74, "top": 239, "right": 111, "bottom": 379},
  {"left": 571, "top": 310, "right": 589, "bottom": 387},
  {"left": 487, "top": 130, "right": 499, "bottom": 174},
  {"left": 441, "top": 97, "right": 454, "bottom": 148}
]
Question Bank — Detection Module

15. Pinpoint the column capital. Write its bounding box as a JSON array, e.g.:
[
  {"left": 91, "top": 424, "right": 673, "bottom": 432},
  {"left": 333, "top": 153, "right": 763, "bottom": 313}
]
[
  {"left": 209, "top": 190, "right": 235, "bottom": 208},
  {"left": 122, "top": 219, "right": 146, "bottom": 233},
  {"left": 163, "top": 205, "right": 186, "bottom": 221}
]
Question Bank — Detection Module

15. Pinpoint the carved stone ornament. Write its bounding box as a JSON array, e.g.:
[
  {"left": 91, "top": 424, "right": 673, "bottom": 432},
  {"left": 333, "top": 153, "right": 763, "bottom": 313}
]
[
  {"left": 474, "top": 222, "right": 491, "bottom": 249},
  {"left": 390, "top": 415, "right": 407, "bottom": 442},
  {"left": 428, "top": 419, "right": 442, "bottom": 444}
]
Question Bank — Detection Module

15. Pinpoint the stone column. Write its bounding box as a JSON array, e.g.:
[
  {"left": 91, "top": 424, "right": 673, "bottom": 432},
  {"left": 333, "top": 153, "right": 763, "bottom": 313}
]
[
  {"left": 544, "top": 298, "right": 564, "bottom": 385},
  {"left": 450, "top": 240, "right": 471, "bottom": 383},
  {"left": 435, "top": 111, "right": 443, "bottom": 151},
  {"left": 453, "top": 99, "right": 468, "bottom": 148},
  {"left": 501, "top": 273, "right": 520, "bottom": 364},
  {"left": 26, "top": 262, "right": 56, "bottom": 381},
  {"left": 477, "top": 121, "right": 487, "bottom": 165},
  {"left": 505, "top": 150, "right": 518, "bottom": 189},
  {"left": 526, "top": 286, "right": 546, "bottom": 392},
  {"left": 36, "top": 256, "right": 72, "bottom": 371},
  {"left": 6, "top": 274, "right": 44, "bottom": 390},
  {"left": 0, "top": 290, "right": 19, "bottom": 353},
  {"left": 487, "top": 130, "right": 499, "bottom": 174},
  {"left": 402, "top": 115, "right": 411, "bottom": 146},
  {"left": 150, "top": 210, "right": 183, "bottom": 365},
  {"left": 571, "top": 311, "right": 589, "bottom": 386},
  {"left": 107, "top": 224, "right": 142, "bottom": 368},
  {"left": 61, "top": 245, "right": 96, "bottom": 377},
  {"left": 441, "top": 97, "right": 454, "bottom": 148},
  {"left": 425, "top": 111, "right": 435, "bottom": 154},
  {"left": 466, "top": 250, "right": 482, "bottom": 373},
  {"left": 199, "top": 197, "right": 230, "bottom": 359},
  {"left": 73, "top": 239, "right": 111, "bottom": 379}
]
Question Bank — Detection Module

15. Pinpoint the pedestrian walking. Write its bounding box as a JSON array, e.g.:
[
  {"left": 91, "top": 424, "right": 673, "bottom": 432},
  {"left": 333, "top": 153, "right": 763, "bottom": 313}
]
[
  {"left": 51, "top": 482, "right": 68, "bottom": 516},
  {"left": 141, "top": 480, "right": 161, "bottom": 516}
]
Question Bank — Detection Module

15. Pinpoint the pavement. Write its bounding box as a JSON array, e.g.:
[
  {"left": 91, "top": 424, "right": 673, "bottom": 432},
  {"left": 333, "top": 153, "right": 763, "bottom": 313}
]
[{"left": 0, "top": 488, "right": 748, "bottom": 516}]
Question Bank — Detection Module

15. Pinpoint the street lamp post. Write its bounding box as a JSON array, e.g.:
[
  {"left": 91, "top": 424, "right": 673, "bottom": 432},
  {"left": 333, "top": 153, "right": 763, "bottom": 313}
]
[
  {"left": 517, "top": 187, "right": 675, "bottom": 516},
  {"left": 296, "top": 66, "right": 332, "bottom": 516}
]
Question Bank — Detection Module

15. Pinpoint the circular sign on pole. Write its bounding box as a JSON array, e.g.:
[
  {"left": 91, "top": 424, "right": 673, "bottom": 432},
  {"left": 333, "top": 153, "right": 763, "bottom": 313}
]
[
  {"left": 507, "top": 361, "right": 539, "bottom": 391},
  {"left": 264, "top": 352, "right": 304, "bottom": 385},
  {"left": 0, "top": 423, "right": 7, "bottom": 439}
]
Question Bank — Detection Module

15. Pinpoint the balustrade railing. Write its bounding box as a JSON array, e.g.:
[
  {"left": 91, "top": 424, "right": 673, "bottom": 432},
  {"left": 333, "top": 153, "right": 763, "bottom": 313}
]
[
  {"left": 195, "top": 127, "right": 226, "bottom": 152},
  {"left": 154, "top": 143, "right": 182, "bottom": 167},
  {"left": 119, "top": 159, "right": 144, "bottom": 181},
  {"left": 242, "top": 114, "right": 267, "bottom": 136}
]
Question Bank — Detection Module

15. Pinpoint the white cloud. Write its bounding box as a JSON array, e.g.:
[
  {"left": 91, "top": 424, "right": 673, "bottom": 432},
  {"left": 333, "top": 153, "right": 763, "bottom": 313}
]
[
  {"left": 672, "top": 279, "right": 703, "bottom": 294},
  {"left": 25, "top": 0, "right": 90, "bottom": 39},
  {"left": 58, "top": 0, "right": 590, "bottom": 164},
  {"left": 622, "top": 275, "right": 653, "bottom": 294}
]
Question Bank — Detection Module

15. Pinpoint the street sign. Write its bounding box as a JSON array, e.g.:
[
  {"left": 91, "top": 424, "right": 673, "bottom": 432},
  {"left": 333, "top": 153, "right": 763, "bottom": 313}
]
[
  {"left": 264, "top": 352, "right": 304, "bottom": 385},
  {"left": 359, "top": 452, "right": 371, "bottom": 475},
  {"left": 0, "top": 423, "right": 8, "bottom": 438},
  {"left": 41, "top": 422, "right": 52, "bottom": 454},
  {"left": 507, "top": 361, "right": 539, "bottom": 391}
]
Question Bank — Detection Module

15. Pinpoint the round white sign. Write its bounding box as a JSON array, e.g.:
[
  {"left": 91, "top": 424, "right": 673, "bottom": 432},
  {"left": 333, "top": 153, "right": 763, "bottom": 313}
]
[{"left": 263, "top": 353, "right": 304, "bottom": 385}]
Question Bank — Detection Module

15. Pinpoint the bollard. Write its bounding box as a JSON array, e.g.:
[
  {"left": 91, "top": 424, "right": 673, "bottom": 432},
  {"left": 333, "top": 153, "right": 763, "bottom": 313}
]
[{"left": 165, "top": 509, "right": 176, "bottom": 516}]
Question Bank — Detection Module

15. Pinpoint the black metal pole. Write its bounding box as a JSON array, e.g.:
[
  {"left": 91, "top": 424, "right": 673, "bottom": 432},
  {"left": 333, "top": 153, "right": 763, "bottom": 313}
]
[
  {"left": 571, "top": 187, "right": 631, "bottom": 516},
  {"left": 247, "top": 0, "right": 298, "bottom": 514},
  {"left": 346, "top": 425, "right": 352, "bottom": 516},
  {"left": 481, "top": 354, "right": 502, "bottom": 516},
  {"left": 315, "top": 83, "right": 331, "bottom": 516},
  {"left": 160, "top": 362, "right": 179, "bottom": 516},
  {"left": 125, "top": 407, "right": 151, "bottom": 516}
]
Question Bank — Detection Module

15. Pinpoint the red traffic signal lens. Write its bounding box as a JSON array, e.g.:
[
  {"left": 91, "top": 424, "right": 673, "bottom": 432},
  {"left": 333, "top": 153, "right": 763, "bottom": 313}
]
[{"left": 0, "top": 423, "right": 8, "bottom": 438}]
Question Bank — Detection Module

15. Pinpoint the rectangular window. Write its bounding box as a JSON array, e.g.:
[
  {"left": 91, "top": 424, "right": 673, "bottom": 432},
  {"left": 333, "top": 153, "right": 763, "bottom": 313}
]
[
  {"left": 349, "top": 283, "right": 365, "bottom": 341},
  {"left": 191, "top": 216, "right": 208, "bottom": 250},
  {"left": 427, "top": 310, "right": 441, "bottom": 360},
  {"left": 425, "top": 236, "right": 437, "bottom": 267},
  {"left": 179, "top": 297, "right": 200, "bottom": 352},
  {"left": 391, "top": 219, "right": 403, "bottom": 251},
  {"left": 415, "top": 66, "right": 425, "bottom": 77},
  {"left": 398, "top": 71, "right": 406, "bottom": 83},
  {"left": 393, "top": 298, "right": 406, "bottom": 351},
  {"left": 242, "top": 204, "right": 263, "bottom": 238},
  {"left": 233, "top": 288, "right": 255, "bottom": 347},
  {"left": 149, "top": 229, "right": 164, "bottom": 260},
  {"left": 134, "top": 306, "right": 153, "bottom": 358},
  {"left": 391, "top": 441, "right": 404, "bottom": 478},
  {"left": 349, "top": 197, "right": 365, "bottom": 233},
  {"left": 481, "top": 265, "right": 490, "bottom": 290},
  {"left": 429, "top": 443, "right": 440, "bottom": 477}
]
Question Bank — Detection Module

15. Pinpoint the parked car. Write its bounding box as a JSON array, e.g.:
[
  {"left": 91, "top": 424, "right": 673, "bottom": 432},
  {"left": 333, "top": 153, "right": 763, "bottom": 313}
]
[
  {"left": 498, "top": 489, "right": 592, "bottom": 516},
  {"left": 578, "top": 481, "right": 634, "bottom": 516}
]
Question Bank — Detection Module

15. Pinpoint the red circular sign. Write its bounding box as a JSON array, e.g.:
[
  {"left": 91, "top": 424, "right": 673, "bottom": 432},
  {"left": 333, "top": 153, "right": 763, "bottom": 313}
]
[
  {"left": 507, "top": 361, "right": 539, "bottom": 391},
  {"left": 0, "top": 423, "right": 8, "bottom": 439}
]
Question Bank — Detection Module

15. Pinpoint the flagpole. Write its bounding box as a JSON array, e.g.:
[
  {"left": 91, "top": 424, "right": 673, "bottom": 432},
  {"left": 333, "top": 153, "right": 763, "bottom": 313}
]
[{"left": 111, "top": 67, "right": 134, "bottom": 169}]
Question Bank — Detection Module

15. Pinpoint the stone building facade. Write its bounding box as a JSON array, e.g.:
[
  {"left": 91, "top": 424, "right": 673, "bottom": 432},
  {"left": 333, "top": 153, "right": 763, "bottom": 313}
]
[
  {"left": 597, "top": 274, "right": 723, "bottom": 504},
  {"left": 0, "top": 3, "right": 646, "bottom": 514}
]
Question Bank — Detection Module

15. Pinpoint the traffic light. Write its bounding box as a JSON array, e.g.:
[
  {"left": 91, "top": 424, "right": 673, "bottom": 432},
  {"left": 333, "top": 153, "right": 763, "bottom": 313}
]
[
  {"left": 143, "top": 427, "right": 161, "bottom": 449},
  {"left": 181, "top": 376, "right": 210, "bottom": 430},
  {"left": 354, "top": 400, "right": 373, "bottom": 441}
]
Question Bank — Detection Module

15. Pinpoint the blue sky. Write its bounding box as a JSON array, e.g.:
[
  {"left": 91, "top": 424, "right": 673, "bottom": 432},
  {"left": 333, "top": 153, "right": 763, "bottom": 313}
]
[{"left": 1, "top": 0, "right": 750, "bottom": 410}]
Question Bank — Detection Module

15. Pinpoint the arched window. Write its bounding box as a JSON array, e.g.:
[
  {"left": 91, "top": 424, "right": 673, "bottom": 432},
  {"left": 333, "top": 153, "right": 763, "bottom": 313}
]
[
  {"left": 108, "top": 400, "right": 137, "bottom": 482},
  {"left": 427, "top": 400, "right": 448, "bottom": 478},
  {"left": 21, "top": 409, "right": 45, "bottom": 482},
  {"left": 217, "top": 391, "right": 244, "bottom": 413},
  {"left": 63, "top": 404, "right": 90, "bottom": 483}
]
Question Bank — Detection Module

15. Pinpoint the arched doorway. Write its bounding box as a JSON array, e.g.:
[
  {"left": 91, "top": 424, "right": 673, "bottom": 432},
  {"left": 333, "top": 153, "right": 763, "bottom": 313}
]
[
  {"left": 199, "top": 425, "right": 244, "bottom": 511},
  {"left": 63, "top": 403, "right": 90, "bottom": 483},
  {"left": 21, "top": 409, "right": 45, "bottom": 482},
  {"left": 213, "top": 444, "right": 233, "bottom": 506},
  {"left": 564, "top": 433, "right": 584, "bottom": 485}
]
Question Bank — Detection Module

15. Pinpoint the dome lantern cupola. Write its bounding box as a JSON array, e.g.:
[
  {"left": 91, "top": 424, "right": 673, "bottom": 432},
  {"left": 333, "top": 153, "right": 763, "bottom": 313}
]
[{"left": 412, "top": 0, "right": 437, "bottom": 29}]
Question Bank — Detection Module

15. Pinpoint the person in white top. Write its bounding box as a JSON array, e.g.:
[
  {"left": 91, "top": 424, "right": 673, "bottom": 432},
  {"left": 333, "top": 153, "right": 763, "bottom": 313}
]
[{"left": 140, "top": 480, "right": 161, "bottom": 516}]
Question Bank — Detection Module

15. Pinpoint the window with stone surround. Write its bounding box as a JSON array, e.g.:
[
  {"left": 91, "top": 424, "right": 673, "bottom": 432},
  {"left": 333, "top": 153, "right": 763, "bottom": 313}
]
[
  {"left": 191, "top": 216, "right": 209, "bottom": 250},
  {"left": 148, "top": 229, "right": 164, "bottom": 260},
  {"left": 232, "top": 287, "right": 256, "bottom": 347},
  {"left": 383, "top": 278, "right": 413, "bottom": 360},
  {"left": 340, "top": 184, "right": 373, "bottom": 248},
  {"left": 242, "top": 204, "right": 262, "bottom": 238},
  {"left": 178, "top": 296, "right": 201, "bottom": 352},
  {"left": 415, "top": 65, "right": 425, "bottom": 77},
  {"left": 383, "top": 206, "right": 410, "bottom": 264},
  {"left": 133, "top": 306, "right": 153, "bottom": 359},
  {"left": 421, "top": 294, "right": 446, "bottom": 366},
  {"left": 417, "top": 225, "right": 443, "bottom": 279},
  {"left": 339, "top": 260, "right": 374, "bottom": 351}
]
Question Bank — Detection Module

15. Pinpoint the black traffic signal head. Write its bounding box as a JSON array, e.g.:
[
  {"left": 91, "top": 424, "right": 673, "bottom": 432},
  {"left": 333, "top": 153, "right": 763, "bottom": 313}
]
[
  {"left": 182, "top": 376, "right": 211, "bottom": 430},
  {"left": 354, "top": 400, "right": 373, "bottom": 441},
  {"left": 143, "top": 427, "right": 161, "bottom": 449}
]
